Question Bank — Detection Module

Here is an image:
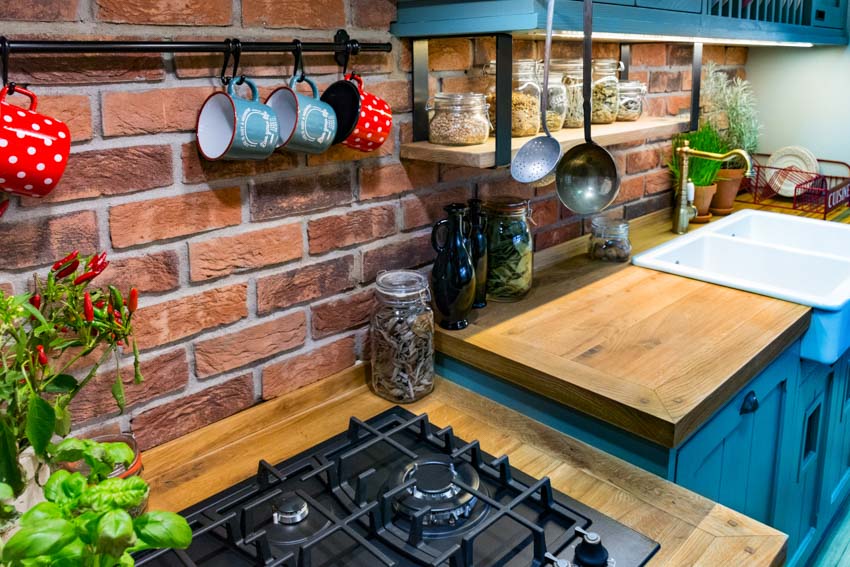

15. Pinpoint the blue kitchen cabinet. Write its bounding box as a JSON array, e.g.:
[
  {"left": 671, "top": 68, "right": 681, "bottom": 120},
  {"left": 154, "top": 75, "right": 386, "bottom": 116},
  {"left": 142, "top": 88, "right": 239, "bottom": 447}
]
[
  {"left": 812, "top": 0, "right": 849, "bottom": 28},
  {"left": 635, "top": 0, "right": 702, "bottom": 13},
  {"left": 820, "top": 352, "right": 850, "bottom": 525}
]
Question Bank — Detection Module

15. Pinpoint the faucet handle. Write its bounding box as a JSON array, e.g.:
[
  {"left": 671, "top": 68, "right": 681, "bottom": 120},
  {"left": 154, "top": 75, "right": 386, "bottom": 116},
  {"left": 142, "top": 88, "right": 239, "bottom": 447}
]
[{"left": 686, "top": 181, "right": 695, "bottom": 203}]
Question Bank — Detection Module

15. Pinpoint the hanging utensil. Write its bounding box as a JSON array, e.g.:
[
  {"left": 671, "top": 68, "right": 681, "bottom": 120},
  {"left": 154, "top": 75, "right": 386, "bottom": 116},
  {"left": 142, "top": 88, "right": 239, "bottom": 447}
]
[
  {"left": 555, "top": 0, "right": 620, "bottom": 214},
  {"left": 510, "top": 0, "right": 561, "bottom": 186}
]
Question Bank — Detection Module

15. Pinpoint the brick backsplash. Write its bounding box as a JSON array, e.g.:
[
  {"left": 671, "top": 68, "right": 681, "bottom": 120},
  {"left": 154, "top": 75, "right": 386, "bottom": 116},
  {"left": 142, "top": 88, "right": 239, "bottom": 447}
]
[{"left": 0, "top": 1, "right": 747, "bottom": 449}]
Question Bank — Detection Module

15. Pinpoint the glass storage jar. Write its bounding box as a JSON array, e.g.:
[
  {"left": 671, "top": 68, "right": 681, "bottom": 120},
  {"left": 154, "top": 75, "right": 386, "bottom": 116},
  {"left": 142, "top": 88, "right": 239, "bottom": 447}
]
[
  {"left": 484, "top": 197, "right": 533, "bottom": 301},
  {"left": 370, "top": 270, "right": 435, "bottom": 403},
  {"left": 537, "top": 68, "right": 568, "bottom": 132},
  {"left": 552, "top": 59, "right": 584, "bottom": 128},
  {"left": 591, "top": 59, "right": 622, "bottom": 124},
  {"left": 485, "top": 59, "right": 542, "bottom": 137},
  {"left": 588, "top": 217, "right": 631, "bottom": 262},
  {"left": 616, "top": 80, "right": 647, "bottom": 122},
  {"left": 427, "top": 92, "right": 490, "bottom": 146}
]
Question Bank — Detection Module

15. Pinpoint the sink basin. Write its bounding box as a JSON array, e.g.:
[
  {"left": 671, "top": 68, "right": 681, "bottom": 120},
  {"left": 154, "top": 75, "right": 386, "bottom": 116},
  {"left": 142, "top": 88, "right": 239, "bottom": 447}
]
[{"left": 633, "top": 209, "right": 850, "bottom": 363}]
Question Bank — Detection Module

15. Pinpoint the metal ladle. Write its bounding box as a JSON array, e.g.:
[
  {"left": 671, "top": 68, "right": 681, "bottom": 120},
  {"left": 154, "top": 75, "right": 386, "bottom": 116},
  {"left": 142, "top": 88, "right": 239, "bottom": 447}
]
[
  {"left": 510, "top": 0, "right": 561, "bottom": 186},
  {"left": 555, "top": 0, "right": 620, "bottom": 214}
]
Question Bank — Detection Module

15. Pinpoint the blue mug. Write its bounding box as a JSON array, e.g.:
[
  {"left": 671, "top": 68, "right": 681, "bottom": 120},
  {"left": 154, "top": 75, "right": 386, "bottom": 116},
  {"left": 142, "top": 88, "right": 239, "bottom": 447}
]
[
  {"left": 266, "top": 76, "right": 338, "bottom": 155},
  {"left": 196, "top": 78, "right": 280, "bottom": 161}
]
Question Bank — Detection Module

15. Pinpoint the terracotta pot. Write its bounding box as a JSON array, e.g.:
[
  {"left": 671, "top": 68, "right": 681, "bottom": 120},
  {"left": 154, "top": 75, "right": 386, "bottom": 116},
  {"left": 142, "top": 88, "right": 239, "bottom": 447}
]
[
  {"left": 711, "top": 168, "right": 746, "bottom": 215},
  {"left": 693, "top": 184, "right": 717, "bottom": 217}
]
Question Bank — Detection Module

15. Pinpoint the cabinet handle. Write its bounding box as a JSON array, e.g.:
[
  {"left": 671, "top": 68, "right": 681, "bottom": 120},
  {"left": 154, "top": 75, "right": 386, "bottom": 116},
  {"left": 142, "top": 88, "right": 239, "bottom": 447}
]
[{"left": 740, "top": 391, "right": 759, "bottom": 415}]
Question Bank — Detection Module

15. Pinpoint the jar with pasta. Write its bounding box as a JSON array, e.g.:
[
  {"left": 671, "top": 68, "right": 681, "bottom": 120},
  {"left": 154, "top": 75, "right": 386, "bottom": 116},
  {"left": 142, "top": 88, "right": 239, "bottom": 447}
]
[
  {"left": 428, "top": 92, "right": 490, "bottom": 146},
  {"left": 551, "top": 58, "right": 584, "bottom": 128},
  {"left": 591, "top": 59, "right": 622, "bottom": 124},
  {"left": 370, "top": 270, "right": 435, "bottom": 403},
  {"left": 616, "top": 80, "right": 647, "bottom": 122},
  {"left": 484, "top": 197, "right": 533, "bottom": 301},
  {"left": 484, "top": 60, "right": 541, "bottom": 137}
]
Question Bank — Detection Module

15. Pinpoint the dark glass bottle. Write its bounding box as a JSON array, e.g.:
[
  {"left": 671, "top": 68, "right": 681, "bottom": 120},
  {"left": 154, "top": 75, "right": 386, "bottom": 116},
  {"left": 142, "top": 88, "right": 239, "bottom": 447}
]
[
  {"left": 430, "top": 203, "right": 476, "bottom": 330},
  {"left": 468, "top": 199, "right": 488, "bottom": 309}
]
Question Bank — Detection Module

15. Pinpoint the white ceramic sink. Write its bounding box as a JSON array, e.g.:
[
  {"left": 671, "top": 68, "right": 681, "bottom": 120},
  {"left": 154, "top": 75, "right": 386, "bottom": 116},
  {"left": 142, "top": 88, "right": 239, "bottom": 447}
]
[{"left": 633, "top": 209, "right": 850, "bottom": 363}]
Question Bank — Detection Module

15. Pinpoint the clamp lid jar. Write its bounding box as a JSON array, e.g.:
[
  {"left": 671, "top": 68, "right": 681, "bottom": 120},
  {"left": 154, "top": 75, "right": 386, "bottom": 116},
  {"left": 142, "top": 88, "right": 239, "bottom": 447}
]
[
  {"left": 588, "top": 217, "right": 631, "bottom": 262},
  {"left": 428, "top": 92, "right": 490, "bottom": 146}
]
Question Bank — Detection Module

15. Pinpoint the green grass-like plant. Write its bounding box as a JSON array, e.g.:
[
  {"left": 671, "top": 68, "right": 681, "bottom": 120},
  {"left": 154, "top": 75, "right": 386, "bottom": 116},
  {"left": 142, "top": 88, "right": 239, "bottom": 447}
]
[{"left": 668, "top": 123, "right": 729, "bottom": 188}]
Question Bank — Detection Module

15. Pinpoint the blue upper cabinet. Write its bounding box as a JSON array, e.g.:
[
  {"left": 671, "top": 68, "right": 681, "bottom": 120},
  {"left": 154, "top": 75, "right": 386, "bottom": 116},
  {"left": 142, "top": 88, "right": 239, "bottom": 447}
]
[{"left": 391, "top": 0, "right": 848, "bottom": 45}]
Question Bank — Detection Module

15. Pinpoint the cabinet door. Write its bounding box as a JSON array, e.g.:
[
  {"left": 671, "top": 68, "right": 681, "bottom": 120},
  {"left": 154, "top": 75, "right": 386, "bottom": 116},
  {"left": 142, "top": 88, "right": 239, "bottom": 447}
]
[
  {"left": 635, "top": 0, "right": 702, "bottom": 12},
  {"left": 812, "top": 0, "right": 848, "bottom": 28},
  {"left": 821, "top": 354, "right": 850, "bottom": 522}
]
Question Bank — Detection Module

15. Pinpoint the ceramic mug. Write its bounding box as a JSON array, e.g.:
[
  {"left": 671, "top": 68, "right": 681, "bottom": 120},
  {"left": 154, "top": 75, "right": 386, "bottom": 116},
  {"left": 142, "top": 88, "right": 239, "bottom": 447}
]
[
  {"left": 0, "top": 85, "right": 71, "bottom": 198},
  {"left": 321, "top": 73, "right": 392, "bottom": 153},
  {"left": 266, "top": 76, "right": 337, "bottom": 155},
  {"left": 196, "top": 77, "right": 279, "bottom": 161}
]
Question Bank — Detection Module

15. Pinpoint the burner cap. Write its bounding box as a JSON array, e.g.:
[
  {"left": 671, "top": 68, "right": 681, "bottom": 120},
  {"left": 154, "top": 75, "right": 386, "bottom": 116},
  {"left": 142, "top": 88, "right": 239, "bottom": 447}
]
[
  {"left": 394, "top": 455, "right": 481, "bottom": 528},
  {"left": 273, "top": 493, "right": 309, "bottom": 525}
]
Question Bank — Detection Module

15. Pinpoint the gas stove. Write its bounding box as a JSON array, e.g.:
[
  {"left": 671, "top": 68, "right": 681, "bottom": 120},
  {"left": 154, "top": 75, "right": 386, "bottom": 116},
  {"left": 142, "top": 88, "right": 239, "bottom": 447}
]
[{"left": 135, "top": 407, "right": 659, "bottom": 566}]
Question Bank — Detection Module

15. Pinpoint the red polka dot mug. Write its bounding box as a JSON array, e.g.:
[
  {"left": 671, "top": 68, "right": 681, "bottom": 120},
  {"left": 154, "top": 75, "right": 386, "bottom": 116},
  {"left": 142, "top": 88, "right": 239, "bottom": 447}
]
[
  {"left": 321, "top": 73, "right": 392, "bottom": 153},
  {"left": 0, "top": 85, "right": 71, "bottom": 198}
]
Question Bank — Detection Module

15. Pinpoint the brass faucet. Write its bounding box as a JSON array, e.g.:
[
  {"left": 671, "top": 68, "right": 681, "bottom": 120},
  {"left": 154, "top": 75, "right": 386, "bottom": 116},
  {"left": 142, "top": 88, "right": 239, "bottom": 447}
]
[{"left": 672, "top": 140, "right": 754, "bottom": 234}]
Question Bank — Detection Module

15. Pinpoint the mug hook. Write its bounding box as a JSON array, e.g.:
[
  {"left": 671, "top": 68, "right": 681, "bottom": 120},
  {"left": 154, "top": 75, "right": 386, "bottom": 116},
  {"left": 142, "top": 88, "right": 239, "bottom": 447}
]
[
  {"left": 292, "top": 40, "right": 306, "bottom": 83},
  {"left": 219, "top": 39, "right": 233, "bottom": 85},
  {"left": 232, "top": 38, "right": 245, "bottom": 85}
]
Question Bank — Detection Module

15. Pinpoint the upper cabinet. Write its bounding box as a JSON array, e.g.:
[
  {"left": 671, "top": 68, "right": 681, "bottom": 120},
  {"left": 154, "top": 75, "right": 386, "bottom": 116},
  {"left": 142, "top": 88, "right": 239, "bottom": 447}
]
[{"left": 391, "top": 0, "right": 848, "bottom": 45}]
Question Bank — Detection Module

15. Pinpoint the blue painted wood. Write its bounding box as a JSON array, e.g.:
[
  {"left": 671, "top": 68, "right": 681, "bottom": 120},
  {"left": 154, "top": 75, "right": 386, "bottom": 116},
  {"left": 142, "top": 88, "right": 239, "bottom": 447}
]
[
  {"left": 820, "top": 352, "right": 850, "bottom": 525},
  {"left": 636, "top": 0, "right": 702, "bottom": 13}
]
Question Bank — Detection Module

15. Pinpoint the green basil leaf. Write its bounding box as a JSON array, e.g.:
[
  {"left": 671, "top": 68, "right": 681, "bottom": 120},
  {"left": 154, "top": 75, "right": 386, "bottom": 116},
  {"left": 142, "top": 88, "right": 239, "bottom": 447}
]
[
  {"left": 44, "top": 374, "right": 78, "bottom": 394},
  {"left": 46, "top": 538, "right": 85, "bottom": 567},
  {"left": 73, "top": 510, "right": 101, "bottom": 546},
  {"left": 0, "top": 482, "right": 13, "bottom": 500},
  {"left": 1, "top": 518, "right": 77, "bottom": 561},
  {"left": 96, "top": 509, "right": 135, "bottom": 557},
  {"left": 25, "top": 395, "right": 55, "bottom": 457},
  {"left": 79, "top": 476, "right": 149, "bottom": 513},
  {"left": 20, "top": 502, "right": 62, "bottom": 525},
  {"left": 49, "top": 438, "right": 88, "bottom": 465},
  {"left": 103, "top": 442, "right": 134, "bottom": 469},
  {"left": 133, "top": 511, "right": 192, "bottom": 550},
  {"left": 43, "top": 470, "right": 71, "bottom": 502},
  {"left": 43, "top": 470, "right": 86, "bottom": 505},
  {"left": 0, "top": 419, "right": 23, "bottom": 495}
]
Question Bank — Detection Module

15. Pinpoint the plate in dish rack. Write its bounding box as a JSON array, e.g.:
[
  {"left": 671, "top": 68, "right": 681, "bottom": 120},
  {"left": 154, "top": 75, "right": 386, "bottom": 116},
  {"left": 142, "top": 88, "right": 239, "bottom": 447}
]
[{"left": 766, "top": 145, "right": 819, "bottom": 197}]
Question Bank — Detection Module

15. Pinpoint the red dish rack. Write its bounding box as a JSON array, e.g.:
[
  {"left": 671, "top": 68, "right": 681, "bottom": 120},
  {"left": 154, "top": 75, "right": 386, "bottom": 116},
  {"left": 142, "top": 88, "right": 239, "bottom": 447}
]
[{"left": 738, "top": 154, "right": 850, "bottom": 220}]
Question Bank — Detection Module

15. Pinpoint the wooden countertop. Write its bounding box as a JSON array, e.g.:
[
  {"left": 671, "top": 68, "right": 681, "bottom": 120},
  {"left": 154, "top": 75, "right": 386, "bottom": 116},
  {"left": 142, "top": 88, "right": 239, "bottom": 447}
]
[
  {"left": 143, "top": 364, "right": 787, "bottom": 566},
  {"left": 436, "top": 209, "right": 813, "bottom": 448}
]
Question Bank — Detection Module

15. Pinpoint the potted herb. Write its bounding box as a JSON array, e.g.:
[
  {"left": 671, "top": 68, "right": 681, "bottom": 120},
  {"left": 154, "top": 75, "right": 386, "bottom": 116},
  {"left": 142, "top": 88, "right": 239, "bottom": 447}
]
[
  {"left": 0, "top": 251, "right": 141, "bottom": 520},
  {"left": 668, "top": 124, "right": 728, "bottom": 221},
  {"left": 701, "top": 63, "right": 761, "bottom": 214}
]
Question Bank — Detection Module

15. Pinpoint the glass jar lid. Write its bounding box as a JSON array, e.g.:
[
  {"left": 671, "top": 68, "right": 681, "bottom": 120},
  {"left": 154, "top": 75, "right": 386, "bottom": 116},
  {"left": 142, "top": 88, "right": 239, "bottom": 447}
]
[
  {"left": 591, "top": 216, "right": 629, "bottom": 238},
  {"left": 485, "top": 59, "right": 539, "bottom": 76},
  {"left": 618, "top": 80, "right": 646, "bottom": 95},
  {"left": 376, "top": 270, "right": 430, "bottom": 302},
  {"left": 432, "top": 92, "right": 488, "bottom": 111},
  {"left": 483, "top": 196, "right": 530, "bottom": 215}
]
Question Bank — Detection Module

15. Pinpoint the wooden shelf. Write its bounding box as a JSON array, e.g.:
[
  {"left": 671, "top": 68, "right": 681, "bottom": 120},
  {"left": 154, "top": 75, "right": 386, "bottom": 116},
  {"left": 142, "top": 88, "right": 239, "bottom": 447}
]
[{"left": 399, "top": 116, "right": 690, "bottom": 168}]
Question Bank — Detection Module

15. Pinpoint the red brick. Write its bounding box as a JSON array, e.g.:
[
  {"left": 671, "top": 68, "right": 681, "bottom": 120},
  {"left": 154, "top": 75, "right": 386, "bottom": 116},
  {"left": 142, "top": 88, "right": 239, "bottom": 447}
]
[
  {"left": 306, "top": 129, "right": 396, "bottom": 166},
  {"left": 632, "top": 44, "right": 666, "bottom": 67},
  {"left": 110, "top": 187, "right": 242, "bottom": 249},
  {"left": 474, "top": 38, "right": 537, "bottom": 66},
  {"left": 190, "top": 223, "right": 303, "bottom": 281},
  {"left": 625, "top": 192, "right": 673, "bottom": 220},
  {"left": 645, "top": 96, "right": 666, "bottom": 117},
  {"left": 402, "top": 186, "right": 472, "bottom": 230},
  {"left": 362, "top": 233, "right": 433, "bottom": 282},
  {"left": 367, "top": 80, "right": 412, "bottom": 113},
  {"left": 613, "top": 176, "right": 645, "bottom": 205},
  {"left": 175, "top": 49, "right": 391, "bottom": 79},
  {"left": 251, "top": 170, "right": 352, "bottom": 222},
  {"left": 681, "top": 69, "right": 693, "bottom": 91},
  {"left": 97, "top": 251, "right": 181, "bottom": 294},
  {"left": 726, "top": 46, "right": 748, "bottom": 65},
  {"left": 7, "top": 94, "right": 92, "bottom": 141},
  {"left": 182, "top": 142, "right": 299, "bottom": 184},
  {"left": 703, "top": 45, "right": 726, "bottom": 65},
  {"left": 648, "top": 71, "right": 682, "bottom": 94},
  {"left": 352, "top": 0, "right": 397, "bottom": 30},
  {"left": 667, "top": 44, "right": 693, "bottom": 66},
  {"left": 627, "top": 70, "right": 649, "bottom": 84},
  {"left": 311, "top": 290, "right": 374, "bottom": 340},
  {"left": 102, "top": 87, "right": 216, "bottom": 137},
  {"left": 0, "top": 1, "right": 79, "bottom": 21},
  {"left": 243, "top": 0, "right": 344, "bottom": 28},
  {"left": 0, "top": 211, "right": 98, "bottom": 270},
  {"left": 592, "top": 43, "right": 620, "bottom": 59},
  {"left": 12, "top": 53, "right": 164, "bottom": 85},
  {"left": 132, "top": 374, "right": 254, "bottom": 451},
  {"left": 308, "top": 206, "right": 397, "bottom": 255},
  {"left": 626, "top": 148, "right": 660, "bottom": 174},
  {"left": 645, "top": 169, "right": 674, "bottom": 194},
  {"left": 531, "top": 198, "right": 559, "bottom": 228},
  {"left": 23, "top": 145, "right": 173, "bottom": 206},
  {"left": 0, "top": 283, "right": 13, "bottom": 295},
  {"left": 195, "top": 312, "right": 307, "bottom": 378},
  {"left": 96, "top": 0, "right": 231, "bottom": 25},
  {"left": 429, "top": 39, "right": 473, "bottom": 71},
  {"left": 360, "top": 161, "right": 439, "bottom": 200},
  {"left": 477, "top": 178, "right": 536, "bottom": 200},
  {"left": 666, "top": 94, "right": 692, "bottom": 116},
  {"left": 262, "top": 337, "right": 356, "bottom": 399},
  {"left": 133, "top": 284, "right": 247, "bottom": 351},
  {"left": 71, "top": 349, "right": 188, "bottom": 424},
  {"left": 441, "top": 75, "right": 492, "bottom": 94},
  {"left": 439, "top": 165, "right": 502, "bottom": 184},
  {"left": 257, "top": 256, "right": 356, "bottom": 315},
  {"left": 534, "top": 222, "right": 582, "bottom": 251}
]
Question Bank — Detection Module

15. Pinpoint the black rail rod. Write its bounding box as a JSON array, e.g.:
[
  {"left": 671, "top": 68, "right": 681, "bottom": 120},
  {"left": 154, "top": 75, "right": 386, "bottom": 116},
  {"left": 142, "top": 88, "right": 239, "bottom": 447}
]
[{"left": 2, "top": 39, "right": 392, "bottom": 55}]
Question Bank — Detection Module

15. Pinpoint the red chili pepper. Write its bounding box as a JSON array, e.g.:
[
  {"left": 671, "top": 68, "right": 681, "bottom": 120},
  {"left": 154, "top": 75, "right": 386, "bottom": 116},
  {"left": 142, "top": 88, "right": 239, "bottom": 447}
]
[
  {"left": 52, "top": 251, "right": 79, "bottom": 272},
  {"left": 86, "top": 252, "right": 109, "bottom": 276},
  {"left": 29, "top": 294, "right": 41, "bottom": 309},
  {"left": 83, "top": 292, "right": 94, "bottom": 322},
  {"left": 36, "top": 345, "right": 47, "bottom": 366},
  {"left": 127, "top": 288, "right": 138, "bottom": 314},
  {"left": 55, "top": 259, "right": 80, "bottom": 279},
  {"left": 95, "top": 300, "right": 105, "bottom": 309},
  {"left": 116, "top": 340, "right": 124, "bottom": 347},
  {"left": 73, "top": 271, "right": 98, "bottom": 286}
]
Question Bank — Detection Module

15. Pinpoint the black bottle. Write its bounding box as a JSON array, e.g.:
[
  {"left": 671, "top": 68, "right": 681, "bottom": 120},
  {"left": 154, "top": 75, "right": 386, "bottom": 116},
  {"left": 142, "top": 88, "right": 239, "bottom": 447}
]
[
  {"left": 430, "top": 203, "right": 476, "bottom": 330},
  {"left": 468, "top": 199, "right": 488, "bottom": 309}
]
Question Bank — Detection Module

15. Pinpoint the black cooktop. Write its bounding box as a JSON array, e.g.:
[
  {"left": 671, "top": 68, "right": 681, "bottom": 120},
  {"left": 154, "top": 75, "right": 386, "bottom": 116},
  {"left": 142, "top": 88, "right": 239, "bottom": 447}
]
[{"left": 135, "top": 406, "right": 659, "bottom": 566}]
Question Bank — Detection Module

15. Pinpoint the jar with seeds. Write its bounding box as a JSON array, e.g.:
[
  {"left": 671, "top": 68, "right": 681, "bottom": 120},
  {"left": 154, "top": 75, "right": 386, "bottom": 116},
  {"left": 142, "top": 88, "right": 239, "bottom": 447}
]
[
  {"left": 370, "top": 270, "right": 435, "bottom": 403},
  {"left": 484, "top": 59, "right": 541, "bottom": 137},
  {"left": 551, "top": 58, "right": 584, "bottom": 128},
  {"left": 616, "top": 80, "right": 647, "bottom": 122},
  {"left": 591, "top": 59, "right": 622, "bottom": 124},
  {"left": 427, "top": 93, "right": 490, "bottom": 146},
  {"left": 537, "top": 67, "right": 568, "bottom": 132}
]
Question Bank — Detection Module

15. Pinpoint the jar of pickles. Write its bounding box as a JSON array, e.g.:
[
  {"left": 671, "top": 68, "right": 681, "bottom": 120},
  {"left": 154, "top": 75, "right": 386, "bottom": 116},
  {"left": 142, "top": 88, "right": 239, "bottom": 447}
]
[
  {"left": 485, "top": 60, "right": 541, "bottom": 137},
  {"left": 371, "top": 270, "right": 435, "bottom": 403},
  {"left": 616, "top": 80, "right": 647, "bottom": 122},
  {"left": 428, "top": 93, "right": 491, "bottom": 146},
  {"left": 588, "top": 217, "right": 632, "bottom": 262},
  {"left": 537, "top": 68, "right": 567, "bottom": 132},
  {"left": 483, "top": 197, "right": 533, "bottom": 301},
  {"left": 551, "top": 58, "right": 584, "bottom": 128},
  {"left": 591, "top": 59, "right": 622, "bottom": 124}
]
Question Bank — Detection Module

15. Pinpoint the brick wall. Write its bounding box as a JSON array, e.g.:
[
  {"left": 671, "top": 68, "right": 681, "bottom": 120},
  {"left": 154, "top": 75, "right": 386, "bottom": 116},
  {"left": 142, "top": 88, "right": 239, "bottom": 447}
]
[{"left": 0, "top": 1, "right": 746, "bottom": 450}]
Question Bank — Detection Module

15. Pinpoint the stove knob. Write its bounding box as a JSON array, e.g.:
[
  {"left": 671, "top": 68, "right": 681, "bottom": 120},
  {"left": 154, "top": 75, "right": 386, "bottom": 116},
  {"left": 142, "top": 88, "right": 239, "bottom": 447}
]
[
  {"left": 574, "top": 527, "right": 610, "bottom": 567},
  {"left": 544, "top": 552, "right": 573, "bottom": 567}
]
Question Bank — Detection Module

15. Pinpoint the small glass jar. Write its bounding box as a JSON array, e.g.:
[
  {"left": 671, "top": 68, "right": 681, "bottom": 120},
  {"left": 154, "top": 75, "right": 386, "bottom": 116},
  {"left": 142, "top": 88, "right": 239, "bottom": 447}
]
[
  {"left": 617, "top": 80, "right": 647, "bottom": 122},
  {"left": 484, "top": 197, "right": 533, "bottom": 301},
  {"left": 485, "top": 60, "right": 542, "bottom": 137},
  {"left": 591, "top": 59, "right": 622, "bottom": 124},
  {"left": 537, "top": 69, "right": 568, "bottom": 132},
  {"left": 371, "top": 270, "right": 435, "bottom": 403},
  {"left": 551, "top": 58, "right": 584, "bottom": 128},
  {"left": 428, "top": 92, "right": 490, "bottom": 146},
  {"left": 588, "top": 217, "right": 632, "bottom": 262}
]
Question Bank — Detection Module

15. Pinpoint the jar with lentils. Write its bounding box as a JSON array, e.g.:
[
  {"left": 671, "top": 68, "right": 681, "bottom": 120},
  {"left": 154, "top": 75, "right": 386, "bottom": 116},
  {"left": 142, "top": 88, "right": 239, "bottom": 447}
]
[{"left": 427, "top": 92, "right": 491, "bottom": 146}]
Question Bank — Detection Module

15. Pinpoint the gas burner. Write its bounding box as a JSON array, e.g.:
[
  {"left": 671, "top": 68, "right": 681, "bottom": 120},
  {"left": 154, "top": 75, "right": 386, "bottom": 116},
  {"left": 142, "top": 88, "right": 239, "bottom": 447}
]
[
  {"left": 264, "top": 492, "right": 330, "bottom": 547},
  {"left": 273, "top": 493, "right": 309, "bottom": 525},
  {"left": 392, "top": 454, "right": 486, "bottom": 532}
]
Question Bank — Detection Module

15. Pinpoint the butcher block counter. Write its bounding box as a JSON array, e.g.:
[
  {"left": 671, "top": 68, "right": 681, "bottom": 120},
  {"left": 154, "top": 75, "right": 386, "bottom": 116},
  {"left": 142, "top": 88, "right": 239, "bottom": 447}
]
[
  {"left": 435, "top": 209, "right": 812, "bottom": 448},
  {"left": 143, "top": 364, "right": 787, "bottom": 566}
]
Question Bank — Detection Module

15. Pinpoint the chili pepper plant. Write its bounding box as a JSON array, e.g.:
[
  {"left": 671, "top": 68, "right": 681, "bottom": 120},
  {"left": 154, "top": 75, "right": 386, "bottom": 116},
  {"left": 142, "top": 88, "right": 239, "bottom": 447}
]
[{"left": 0, "top": 251, "right": 142, "bottom": 497}]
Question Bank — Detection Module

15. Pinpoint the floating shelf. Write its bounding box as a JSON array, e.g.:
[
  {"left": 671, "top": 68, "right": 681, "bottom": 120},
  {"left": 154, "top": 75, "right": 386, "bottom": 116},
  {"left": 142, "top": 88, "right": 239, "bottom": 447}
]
[{"left": 399, "top": 116, "right": 690, "bottom": 168}]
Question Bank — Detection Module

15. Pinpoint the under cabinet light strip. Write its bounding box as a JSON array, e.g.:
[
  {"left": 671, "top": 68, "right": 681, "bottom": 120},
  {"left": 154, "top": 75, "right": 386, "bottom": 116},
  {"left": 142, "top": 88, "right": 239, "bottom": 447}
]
[{"left": 528, "top": 30, "right": 814, "bottom": 47}]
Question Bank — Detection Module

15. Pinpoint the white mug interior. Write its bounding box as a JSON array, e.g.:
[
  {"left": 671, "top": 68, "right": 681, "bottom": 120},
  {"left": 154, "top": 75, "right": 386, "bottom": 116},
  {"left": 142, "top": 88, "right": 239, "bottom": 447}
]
[
  {"left": 266, "top": 88, "right": 298, "bottom": 149},
  {"left": 197, "top": 93, "right": 235, "bottom": 160}
]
